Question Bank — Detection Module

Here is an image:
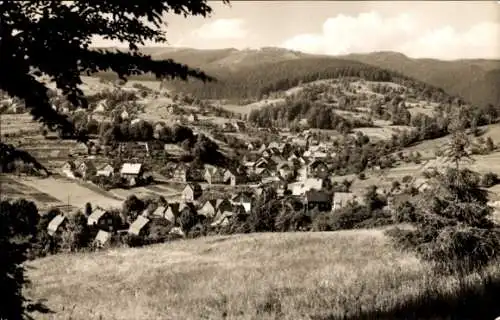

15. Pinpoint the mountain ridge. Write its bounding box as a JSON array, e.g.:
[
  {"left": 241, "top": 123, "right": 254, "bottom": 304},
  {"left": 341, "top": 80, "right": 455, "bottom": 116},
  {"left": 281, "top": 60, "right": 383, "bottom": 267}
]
[{"left": 92, "top": 46, "right": 500, "bottom": 107}]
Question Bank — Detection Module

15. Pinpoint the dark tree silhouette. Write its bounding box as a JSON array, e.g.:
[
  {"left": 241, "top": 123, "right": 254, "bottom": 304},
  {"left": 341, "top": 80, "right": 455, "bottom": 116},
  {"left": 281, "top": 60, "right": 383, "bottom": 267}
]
[
  {"left": 0, "top": 200, "right": 52, "bottom": 319},
  {"left": 0, "top": 0, "right": 227, "bottom": 136},
  {"left": 0, "top": 1, "right": 227, "bottom": 319}
]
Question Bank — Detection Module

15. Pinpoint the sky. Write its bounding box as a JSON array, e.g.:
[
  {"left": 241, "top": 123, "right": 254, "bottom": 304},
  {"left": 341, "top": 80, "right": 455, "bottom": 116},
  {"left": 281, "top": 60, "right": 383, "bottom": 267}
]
[{"left": 92, "top": 1, "right": 500, "bottom": 60}]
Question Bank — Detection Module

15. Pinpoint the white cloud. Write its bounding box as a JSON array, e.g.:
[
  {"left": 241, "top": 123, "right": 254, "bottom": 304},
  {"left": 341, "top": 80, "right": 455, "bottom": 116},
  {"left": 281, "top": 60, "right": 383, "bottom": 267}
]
[
  {"left": 281, "top": 12, "right": 500, "bottom": 60},
  {"left": 191, "top": 18, "right": 248, "bottom": 40}
]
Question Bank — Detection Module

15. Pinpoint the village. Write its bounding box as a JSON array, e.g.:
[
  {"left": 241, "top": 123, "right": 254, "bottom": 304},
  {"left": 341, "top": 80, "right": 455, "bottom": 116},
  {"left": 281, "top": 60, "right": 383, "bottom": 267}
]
[
  {"left": 45, "top": 129, "right": 369, "bottom": 247},
  {"left": 3, "top": 74, "right": 500, "bottom": 249}
]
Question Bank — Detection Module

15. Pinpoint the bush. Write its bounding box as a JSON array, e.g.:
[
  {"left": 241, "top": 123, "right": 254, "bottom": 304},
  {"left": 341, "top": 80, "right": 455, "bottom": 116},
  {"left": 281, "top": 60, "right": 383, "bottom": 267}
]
[
  {"left": 481, "top": 172, "right": 499, "bottom": 188},
  {"left": 311, "top": 212, "right": 334, "bottom": 231},
  {"left": 392, "top": 200, "right": 417, "bottom": 223}
]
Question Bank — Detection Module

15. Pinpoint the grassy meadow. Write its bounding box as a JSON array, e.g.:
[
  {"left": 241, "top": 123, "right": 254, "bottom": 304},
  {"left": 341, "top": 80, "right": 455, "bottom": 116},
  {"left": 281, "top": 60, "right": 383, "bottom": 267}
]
[{"left": 25, "top": 229, "right": 500, "bottom": 320}]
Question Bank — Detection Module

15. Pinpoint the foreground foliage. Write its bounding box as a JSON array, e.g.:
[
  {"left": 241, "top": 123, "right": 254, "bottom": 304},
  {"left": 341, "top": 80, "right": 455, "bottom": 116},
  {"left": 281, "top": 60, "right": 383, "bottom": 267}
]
[
  {"left": 388, "top": 130, "right": 500, "bottom": 274},
  {"left": 0, "top": 0, "right": 221, "bottom": 134}
]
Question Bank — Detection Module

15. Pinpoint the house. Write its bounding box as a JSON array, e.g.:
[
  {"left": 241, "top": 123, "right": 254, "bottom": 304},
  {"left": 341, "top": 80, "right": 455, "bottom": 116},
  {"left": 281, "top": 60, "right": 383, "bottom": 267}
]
[
  {"left": 47, "top": 214, "right": 67, "bottom": 236},
  {"left": 304, "top": 190, "right": 332, "bottom": 212},
  {"left": 268, "top": 141, "right": 280, "bottom": 150},
  {"left": 169, "top": 226, "right": 185, "bottom": 237},
  {"left": 204, "top": 166, "right": 225, "bottom": 185},
  {"left": 278, "top": 143, "right": 291, "bottom": 155},
  {"left": 291, "top": 178, "right": 324, "bottom": 196},
  {"left": 255, "top": 167, "right": 272, "bottom": 179},
  {"left": 223, "top": 169, "right": 245, "bottom": 186},
  {"left": 262, "top": 149, "right": 271, "bottom": 158},
  {"left": 332, "top": 192, "right": 359, "bottom": 211},
  {"left": 198, "top": 200, "right": 218, "bottom": 218},
  {"left": 128, "top": 215, "right": 150, "bottom": 236},
  {"left": 164, "top": 203, "right": 180, "bottom": 224},
  {"left": 120, "top": 163, "right": 143, "bottom": 186},
  {"left": 233, "top": 121, "right": 246, "bottom": 132},
  {"left": 120, "top": 109, "right": 129, "bottom": 120},
  {"left": 152, "top": 206, "right": 167, "bottom": 218},
  {"left": 243, "top": 161, "right": 256, "bottom": 174},
  {"left": 173, "top": 164, "right": 188, "bottom": 182},
  {"left": 87, "top": 208, "right": 117, "bottom": 232},
  {"left": 311, "top": 151, "right": 328, "bottom": 160},
  {"left": 257, "top": 144, "right": 267, "bottom": 154},
  {"left": 254, "top": 157, "right": 269, "bottom": 169},
  {"left": 153, "top": 123, "right": 164, "bottom": 139},
  {"left": 166, "top": 104, "right": 178, "bottom": 114},
  {"left": 222, "top": 122, "right": 234, "bottom": 132},
  {"left": 96, "top": 163, "right": 114, "bottom": 178},
  {"left": 182, "top": 183, "right": 202, "bottom": 202},
  {"left": 231, "top": 192, "right": 253, "bottom": 213},
  {"left": 215, "top": 198, "right": 232, "bottom": 213},
  {"left": 94, "top": 230, "right": 111, "bottom": 247},
  {"left": 307, "top": 159, "right": 329, "bottom": 179},
  {"left": 277, "top": 162, "right": 293, "bottom": 180},
  {"left": 187, "top": 113, "right": 198, "bottom": 123},
  {"left": 210, "top": 211, "right": 233, "bottom": 227},
  {"left": 76, "top": 160, "right": 97, "bottom": 179},
  {"left": 94, "top": 100, "right": 107, "bottom": 113},
  {"left": 61, "top": 161, "right": 76, "bottom": 178}
]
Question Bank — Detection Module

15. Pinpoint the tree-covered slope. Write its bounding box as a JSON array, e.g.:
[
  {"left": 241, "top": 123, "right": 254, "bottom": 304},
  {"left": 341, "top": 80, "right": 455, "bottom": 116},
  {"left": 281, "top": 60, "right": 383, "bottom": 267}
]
[
  {"left": 91, "top": 47, "right": 500, "bottom": 107},
  {"left": 342, "top": 51, "right": 500, "bottom": 107}
]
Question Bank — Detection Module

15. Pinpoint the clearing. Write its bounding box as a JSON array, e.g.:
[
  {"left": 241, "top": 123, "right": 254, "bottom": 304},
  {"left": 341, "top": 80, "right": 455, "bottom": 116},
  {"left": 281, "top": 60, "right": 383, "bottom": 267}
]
[{"left": 26, "top": 230, "right": 500, "bottom": 320}]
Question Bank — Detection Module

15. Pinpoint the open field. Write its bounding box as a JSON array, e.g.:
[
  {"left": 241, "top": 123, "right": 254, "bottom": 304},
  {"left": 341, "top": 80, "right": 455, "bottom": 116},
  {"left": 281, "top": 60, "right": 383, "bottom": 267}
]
[
  {"left": 18, "top": 176, "right": 123, "bottom": 210},
  {"left": 26, "top": 230, "right": 500, "bottom": 320},
  {"left": 109, "top": 183, "right": 183, "bottom": 201},
  {"left": 220, "top": 98, "right": 285, "bottom": 116},
  {"left": 0, "top": 175, "right": 66, "bottom": 212},
  {"left": 1, "top": 113, "right": 40, "bottom": 135}
]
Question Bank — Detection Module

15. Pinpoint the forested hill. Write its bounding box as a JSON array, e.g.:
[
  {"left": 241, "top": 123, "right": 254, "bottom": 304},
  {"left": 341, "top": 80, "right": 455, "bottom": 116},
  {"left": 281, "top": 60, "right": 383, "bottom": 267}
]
[
  {"left": 92, "top": 47, "right": 500, "bottom": 107},
  {"left": 95, "top": 56, "right": 452, "bottom": 104},
  {"left": 163, "top": 57, "right": 452, "bottom": 103},
  {"left": 341, "top": 51, "right": 500, "bottom": 108}
]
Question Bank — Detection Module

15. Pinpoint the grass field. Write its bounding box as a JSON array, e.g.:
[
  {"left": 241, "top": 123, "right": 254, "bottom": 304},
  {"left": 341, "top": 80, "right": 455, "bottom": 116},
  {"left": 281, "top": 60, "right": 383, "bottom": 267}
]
[
  {"left": 25, "top": 230, "right": 500, "bottom": 320},
  {"left": 19, "top": 176, "right": 123, "bottom": 210},
  {"left": 109, "top": 183, "right": 183, "bottom": 202},
  {"left": 0, "top": 175, "right": 65, "bottom": 211}
]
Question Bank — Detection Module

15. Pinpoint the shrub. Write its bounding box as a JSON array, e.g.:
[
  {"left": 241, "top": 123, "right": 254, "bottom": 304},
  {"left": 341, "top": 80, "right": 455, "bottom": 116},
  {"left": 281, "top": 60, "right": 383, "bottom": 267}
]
[
  {"left": 392, "top": 200, "right": 417, "bottom": 223},
  {"left": 311, "top": 212, "right": 334, "bottom": 231},
  {"left": 481, "top": 172, "right": 499, "bottom": 188}
]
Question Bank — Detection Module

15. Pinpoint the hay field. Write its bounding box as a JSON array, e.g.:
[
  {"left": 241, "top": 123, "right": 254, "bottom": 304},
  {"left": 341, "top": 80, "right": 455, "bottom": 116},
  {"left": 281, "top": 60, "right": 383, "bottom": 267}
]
[
  {"left": 0, "top": 175, "right": 64, "bottom": 211},
  {"left": 109, "top": 184, "right": 182, "bottom": 201},
  {"left": 352, "top": 126, "right": 413, "bottom": 141},
  {"left": 26, "top": 230, "right": 500, "bottom": 320},
  {"left": 18, "top": 176, "right": 123, "bottom": 210},
  {"left": 1, "top": 113, "right": 40, "bottom": 135}
]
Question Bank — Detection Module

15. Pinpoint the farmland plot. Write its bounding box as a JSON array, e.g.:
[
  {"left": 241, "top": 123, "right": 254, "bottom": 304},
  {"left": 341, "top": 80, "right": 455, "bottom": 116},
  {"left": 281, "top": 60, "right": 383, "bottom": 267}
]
[
  {"left": 109, "top": 183, "right": 183, "bottom": 201},
  {"left": 1, "top": 113, "right": 40, "bottom": 135},
  {"left": 19, "top": 176, "right": 123, "bottom": 210},
  {"left": 0, "top": 175, "right": 65, "bottom": 211}
]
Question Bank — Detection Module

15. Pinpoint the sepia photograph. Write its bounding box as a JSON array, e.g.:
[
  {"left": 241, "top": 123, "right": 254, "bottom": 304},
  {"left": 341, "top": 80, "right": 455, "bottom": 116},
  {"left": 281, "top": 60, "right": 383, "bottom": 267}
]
[{"left": 1, "top": 1, "right": 500, "bottom": 319}]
